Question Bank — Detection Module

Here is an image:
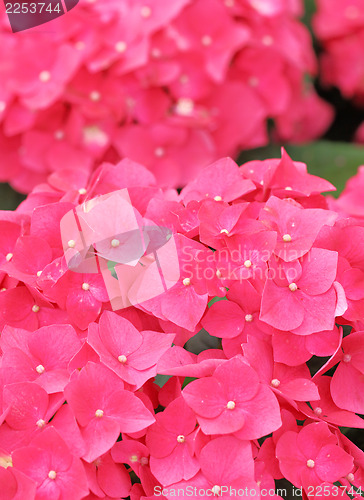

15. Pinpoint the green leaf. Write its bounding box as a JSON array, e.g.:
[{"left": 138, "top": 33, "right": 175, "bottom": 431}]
[
  {"left": 182, "top": 376, "right": 197, "bottom": 389},
  {"left": 208, "top": 296, "right": 227, "bottom": 307},
  {"left": 154, "top": 374, "right": 172, "bottom": 388},
  {"left": 239, "top": 141, "right": 364, "bottom": 197},
  {"left": 0, "top": 184, "right": 26, "bottom": 211}
]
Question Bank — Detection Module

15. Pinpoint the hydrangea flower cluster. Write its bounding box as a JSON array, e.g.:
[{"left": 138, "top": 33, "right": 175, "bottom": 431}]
[
  {"left": 0, "top": 0, "right": 333, "bottom": 192},
  {"left": 0, "top": 152, "right": 363, "bottom": 499}
]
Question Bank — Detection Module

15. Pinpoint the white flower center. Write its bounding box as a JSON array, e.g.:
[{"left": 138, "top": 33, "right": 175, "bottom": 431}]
[
  {"left": 154, "top": 147, "right": 165, "bottom": 157},
  {"left": 313, "top": 407, "right": 322, "bottom": 416},
  {"left": 39, "top": 71, "right": 51, "bottom": 82},
  {"left": 175, "top": 98, "right": 194, "bottom": 116},
  {"left": 212, "top": 485, "right": 221, "bottom": 495},
  {"left": 115, "top": 41, "right": 127, "bottom": 53},
  {"left": 201, "top": 35, "right": 212, "bottom": 46},
  {"left": 89, "top": 91, "right": 101, "bottom": 102},
  {"left": 140, "top": 5, "right": 152, "bottom": 17}
]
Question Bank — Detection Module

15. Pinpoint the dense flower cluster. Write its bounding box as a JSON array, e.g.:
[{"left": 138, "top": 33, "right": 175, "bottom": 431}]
[
  {"left": 0, "top": 0, "right": 333, "bottom": 192},
  {"left": 0, "top": 152, "right": 363, "bottom": 499}
]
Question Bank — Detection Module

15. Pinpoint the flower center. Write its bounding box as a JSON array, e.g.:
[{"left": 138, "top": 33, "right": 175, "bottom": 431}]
[
  {"left": 115, "top": 41, "right": 127, "bottom": 53},
  {"left": 36, "top": 365, "right": 45, "bottom": 374},
  {"left": 262, "top": 35, "right": 274, "bottom": 46},
  {"left": 140, "top": 5, "right": 152, "bottom": 17},
  {"left": 154, "top": 147, "right": 165, "bottom": 157},
  {"left": 214, "top": 195, "right": 222, "bottom": 201},
  {"left": 211, "top": 485, "right": 221, "bottom": 496},
  {"left": 118, "top": 355, "right": 127, "bottom": 364},
  {"left": 226, "top": 400, "right": 235, "bottom": 410},
  {"left": 220, "top": 229, "right": 229, "bottom": 235},
  {"left": 244, "top": 260, "right": 252, "bottom": 268},
  {"left": 67, "top": 240, "right": 76, "bottom": 248},
  {"left": 289, "top": 283, "right": 298, "bottom": 292},
  {"left": 36, "top": 419, "right": 46, "bottom": 428},
  {"left": 282, "top": 234, "right": 292, "bottom": 242},
  {"left": 39, "top": 71, "right": 51, "bottom": 82},
  {"left": 95, "top": 409, "right": 104, "bottom": 418},
  {"left": 176, "top": 98, "right": 194, "bottom": 116},
  {"left": 82, "top": 283, "right": 90, "bottom": 291},
  {"left": 271, "top": 379, "right": 280, "bottom": 388},
  {"left": 201, "top": 35, "right": 212, "bottom": 46},
  {"left": 5, "top": 253, "right": 13, "bottom": 262},
  {"left": 245, "top": 314, "right": 253, "bottom": 322},
  {"left": 48, "top": 470, "right": 57, "bottom": 480},
  {"left": 177, "top": 435, "right": 185, "bottom": 443},
  {"left": 89, "top": 91, "right": 101, "bottom": 102},
  {"left": 313, "top": 407, "right": 322, "bottom": 416},
  {"left": 306, "top": 459, "right": 315, "bottom": 468},
  {"left": 183, "top": 278, "right": 191, "bottom": 286},
  {"left": 111, "top": 239, "right": 120, "bottom": 248},
  {"left": 32, "top": 305, "right": 40, "bottom": 313},
  {"left": 343, "top": 353, "right": 352, "bottom": 363}
]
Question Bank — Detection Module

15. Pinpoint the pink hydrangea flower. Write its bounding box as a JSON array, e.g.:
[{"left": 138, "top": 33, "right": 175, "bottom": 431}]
[{"left": 276, "top": 422, "right": 354, "bottom": 490}]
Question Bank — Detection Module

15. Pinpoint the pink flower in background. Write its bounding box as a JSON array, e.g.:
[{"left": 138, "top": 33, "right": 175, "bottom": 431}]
[
  {"left": 314, "top": 0, "right": 364, "bottom": 104},
  {"left": 0, "top": 0, "right": 331, "bottom": 192}
]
